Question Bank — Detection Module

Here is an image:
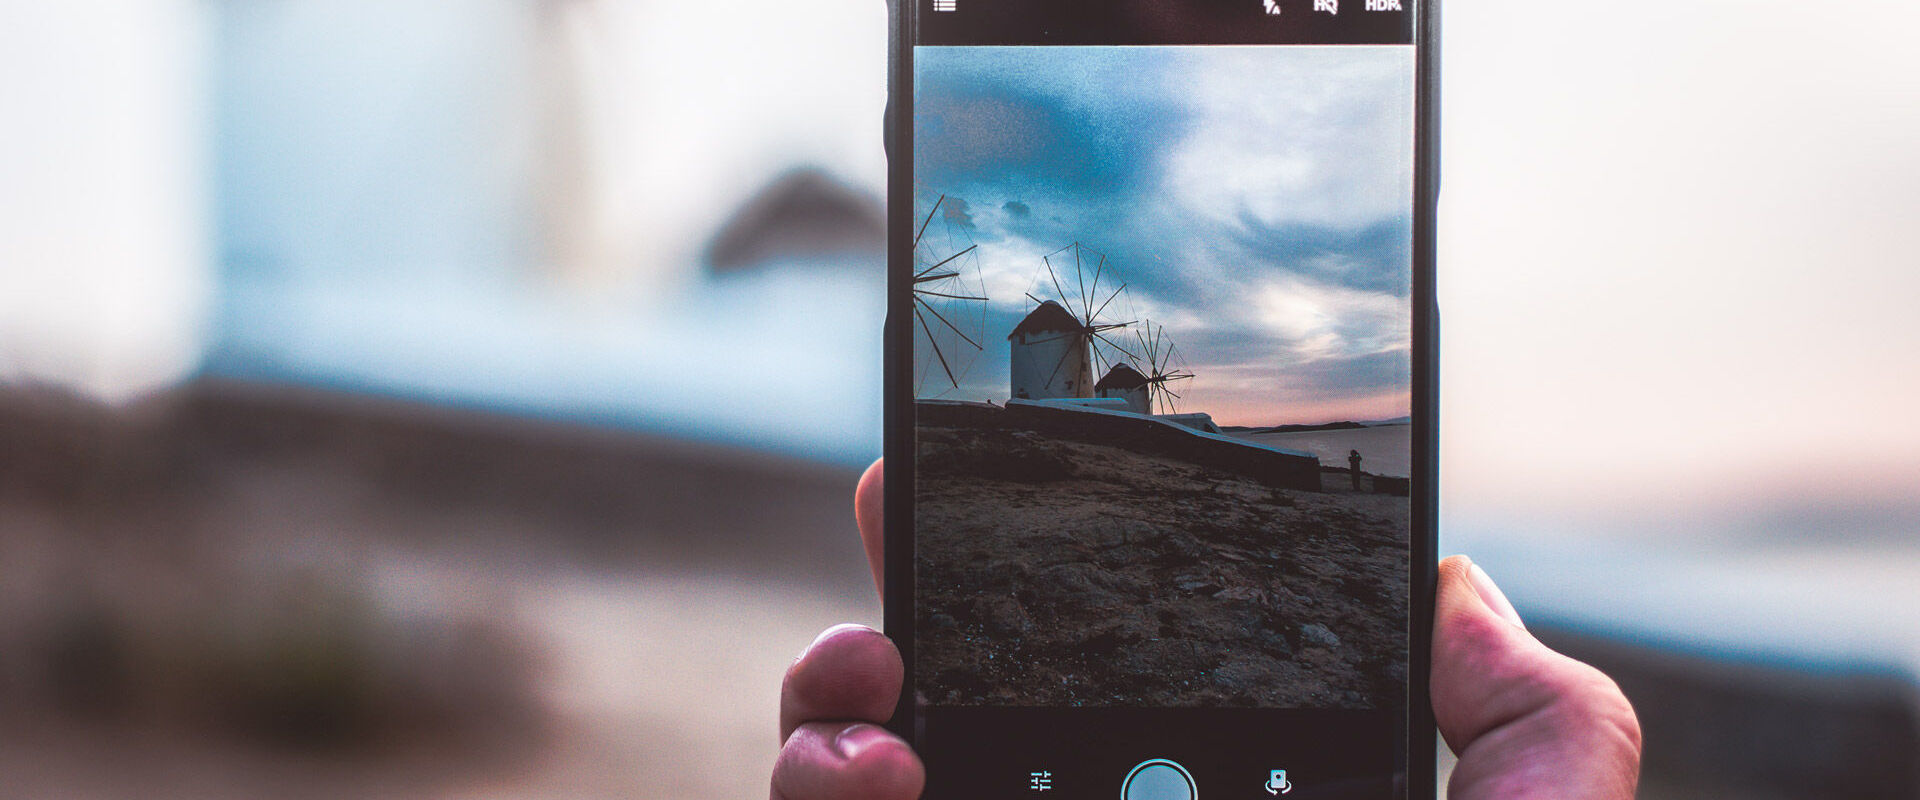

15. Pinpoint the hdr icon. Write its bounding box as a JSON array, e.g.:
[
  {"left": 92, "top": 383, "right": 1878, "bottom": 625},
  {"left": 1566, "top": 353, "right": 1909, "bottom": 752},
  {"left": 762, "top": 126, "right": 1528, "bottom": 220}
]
[
  {"left": 1313, "top": 0, "right": 1336, "bottom": 13},
  {"left": 1365, "top": 0, "right": 1403, "bottom": 9}
]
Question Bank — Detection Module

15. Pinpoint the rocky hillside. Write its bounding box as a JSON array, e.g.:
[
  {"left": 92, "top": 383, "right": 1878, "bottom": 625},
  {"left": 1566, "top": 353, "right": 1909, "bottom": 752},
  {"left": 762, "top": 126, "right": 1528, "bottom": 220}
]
[{"left": 915, "top": 423, "right": 1409, "bottom": 709}]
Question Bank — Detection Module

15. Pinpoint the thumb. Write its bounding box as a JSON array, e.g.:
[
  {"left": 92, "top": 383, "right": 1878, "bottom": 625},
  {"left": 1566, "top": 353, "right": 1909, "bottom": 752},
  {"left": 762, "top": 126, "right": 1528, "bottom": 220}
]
[
  {"left": 1432, "top": 556, "right": 1641, "bottom": 800},
  {"left": 855, "top": 459, "right": 885, "bottom": 601}
]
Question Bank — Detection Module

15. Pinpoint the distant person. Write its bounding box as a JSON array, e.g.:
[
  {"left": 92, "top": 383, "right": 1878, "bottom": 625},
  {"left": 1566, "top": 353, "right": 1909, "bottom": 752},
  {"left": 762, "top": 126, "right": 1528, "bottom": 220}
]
[
  {"left": 1349, "top": 448, "right": 1364, "bottom": 490},
  {"left": 769, "top": 461, "right": 1643, "bottom": 800}
]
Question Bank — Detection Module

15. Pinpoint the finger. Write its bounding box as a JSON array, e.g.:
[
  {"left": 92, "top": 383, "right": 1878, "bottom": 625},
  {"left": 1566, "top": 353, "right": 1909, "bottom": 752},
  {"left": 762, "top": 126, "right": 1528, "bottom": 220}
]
[
  {"left": 772, "top": 721, "right": 924, "bottom": 800},
  {"left": 1432, "top": 556, "right": 1642, "bottom": 800},
  {"left": 856, "top": 458, "right": 885, "bottom": 599},
  {"left": 781, "top": 623, "right": 904, "bottom": 742}
]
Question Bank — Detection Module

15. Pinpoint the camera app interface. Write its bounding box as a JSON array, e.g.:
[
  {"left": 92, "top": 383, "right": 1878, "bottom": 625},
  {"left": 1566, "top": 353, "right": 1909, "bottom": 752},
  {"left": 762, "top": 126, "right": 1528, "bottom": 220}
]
[{"left": 910, "top": 1, "right": 1418, "bottom": 796}]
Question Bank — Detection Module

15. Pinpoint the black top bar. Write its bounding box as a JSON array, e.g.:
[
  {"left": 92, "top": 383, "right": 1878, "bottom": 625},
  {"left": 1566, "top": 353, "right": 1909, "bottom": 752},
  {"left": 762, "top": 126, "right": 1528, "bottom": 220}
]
[{"left": 917, "top": 0, "right": 1415, "bottom": 46}]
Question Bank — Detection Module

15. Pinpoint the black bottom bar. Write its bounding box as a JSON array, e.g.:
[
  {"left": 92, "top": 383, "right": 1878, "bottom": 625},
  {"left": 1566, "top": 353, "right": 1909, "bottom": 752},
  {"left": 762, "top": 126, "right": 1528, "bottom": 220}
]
[{"left": 922, "top": 706, "right": 1401, "bottom": 799}]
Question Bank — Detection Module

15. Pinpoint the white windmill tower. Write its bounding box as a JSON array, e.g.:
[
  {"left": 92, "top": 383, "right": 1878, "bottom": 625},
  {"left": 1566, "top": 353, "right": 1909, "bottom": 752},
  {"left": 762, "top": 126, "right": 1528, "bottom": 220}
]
[
  {"left": 912, "top": 195, "right": 989, "bottom": 397},
  {"left": 1008, "top": 243, "right": 1137, "bottom": 401},
  {"left": 1094, "top": 362, "right": 1152, "bottom": 414}
]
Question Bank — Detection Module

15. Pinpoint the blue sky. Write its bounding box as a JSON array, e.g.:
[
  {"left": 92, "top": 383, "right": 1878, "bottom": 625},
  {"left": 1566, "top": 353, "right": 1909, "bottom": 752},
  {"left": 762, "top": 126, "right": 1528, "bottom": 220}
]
[{"left": 913, "top": 45, "right": 1416, "bottom": 426}]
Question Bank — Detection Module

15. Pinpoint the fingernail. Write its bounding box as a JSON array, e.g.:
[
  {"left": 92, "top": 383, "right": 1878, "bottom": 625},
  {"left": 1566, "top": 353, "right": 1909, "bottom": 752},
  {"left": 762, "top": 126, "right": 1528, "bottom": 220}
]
[
  {"left": 1468, "top": 562, "right": 1526, "bottom": 630},
  {"left": 801, "top": 623, "right": 877, "bottom": 660},
  {"left": 833, "top": 723, "right": 894, "bottom": 760}
]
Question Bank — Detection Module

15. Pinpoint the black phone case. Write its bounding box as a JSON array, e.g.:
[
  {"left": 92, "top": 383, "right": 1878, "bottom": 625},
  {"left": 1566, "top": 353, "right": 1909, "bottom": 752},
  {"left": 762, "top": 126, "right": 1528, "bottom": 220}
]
[{"left": 883, "top": 1, "right": 1441, "bottom": 795}]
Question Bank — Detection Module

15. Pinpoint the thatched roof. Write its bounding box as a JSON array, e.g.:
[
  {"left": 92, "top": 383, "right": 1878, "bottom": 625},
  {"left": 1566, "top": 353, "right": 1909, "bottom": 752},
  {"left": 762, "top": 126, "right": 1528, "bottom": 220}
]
[
  {"left": 1095, "top": 363, "right": 1149, "bottom": 391},
  {"left": 1008, "top": 300, "right": 1084, "bottom": 340}
]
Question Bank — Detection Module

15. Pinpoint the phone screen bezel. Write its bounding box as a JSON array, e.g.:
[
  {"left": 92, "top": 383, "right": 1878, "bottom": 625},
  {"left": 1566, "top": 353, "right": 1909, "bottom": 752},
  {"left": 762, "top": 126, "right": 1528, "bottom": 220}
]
[{"left": 882, "top": 1, "right": 1441, "bottom": 794}]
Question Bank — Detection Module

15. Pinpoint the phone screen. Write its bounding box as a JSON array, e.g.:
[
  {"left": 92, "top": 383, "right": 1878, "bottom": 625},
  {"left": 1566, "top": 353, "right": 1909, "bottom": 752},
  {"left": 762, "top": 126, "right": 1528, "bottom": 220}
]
[{"left": 888, "top": 1, "right": 1435, "bottom": 797}]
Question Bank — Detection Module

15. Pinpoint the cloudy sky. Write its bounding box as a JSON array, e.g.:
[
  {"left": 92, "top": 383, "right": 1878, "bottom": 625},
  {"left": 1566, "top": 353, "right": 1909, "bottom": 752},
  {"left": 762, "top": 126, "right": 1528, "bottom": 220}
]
[{"left": 913, "top": 45, "right": 1416, "bottom": 426}]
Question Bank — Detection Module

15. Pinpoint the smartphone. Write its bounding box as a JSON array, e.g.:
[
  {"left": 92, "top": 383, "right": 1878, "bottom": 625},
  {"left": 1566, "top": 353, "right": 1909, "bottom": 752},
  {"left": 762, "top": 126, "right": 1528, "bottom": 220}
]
[{"left": 885, "top": 0, "right": 1437, "bottom": 796}]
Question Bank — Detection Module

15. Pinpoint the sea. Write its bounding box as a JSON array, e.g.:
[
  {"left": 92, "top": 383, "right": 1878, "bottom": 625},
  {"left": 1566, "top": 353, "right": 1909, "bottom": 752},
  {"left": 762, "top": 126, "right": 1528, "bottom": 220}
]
[{"left": 1230, "top": 424, "right": 1413, "bottom": 479}]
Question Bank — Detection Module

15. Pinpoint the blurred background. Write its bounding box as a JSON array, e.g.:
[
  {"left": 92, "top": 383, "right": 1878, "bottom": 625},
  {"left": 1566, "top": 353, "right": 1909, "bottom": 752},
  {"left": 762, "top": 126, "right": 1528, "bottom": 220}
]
[{"left": 1, "top": 0, "right": 1915, "bottom": 797}]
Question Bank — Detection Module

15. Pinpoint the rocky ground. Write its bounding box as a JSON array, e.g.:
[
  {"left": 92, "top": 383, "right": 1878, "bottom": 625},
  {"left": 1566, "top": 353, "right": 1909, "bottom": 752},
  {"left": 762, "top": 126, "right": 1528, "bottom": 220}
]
[{"left": 915, "top": 423, "right": 1409, "bottom": 709}]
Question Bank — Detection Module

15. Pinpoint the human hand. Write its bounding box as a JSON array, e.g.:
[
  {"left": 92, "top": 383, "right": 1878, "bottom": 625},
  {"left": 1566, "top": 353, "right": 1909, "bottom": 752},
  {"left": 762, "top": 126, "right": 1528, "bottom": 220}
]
[
  {"left": 1433, "top": 555, "right": 1642, "bottom": 798},
  {"left": 772, "top": 461, "right": 923, "bottom": 800},
  {"left": 772, "top": 460, "right": 1642, "bottom": 799}
]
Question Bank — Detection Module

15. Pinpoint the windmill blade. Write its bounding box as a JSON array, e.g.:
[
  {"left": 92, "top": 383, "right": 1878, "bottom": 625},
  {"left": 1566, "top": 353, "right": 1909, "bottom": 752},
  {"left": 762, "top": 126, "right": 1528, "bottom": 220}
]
[
  {"left": 910, "top": 192, "right": 990, "bottom": 398},
  {"left": 1145, "top": 323, "right": 1168, "bottom": 369},
  {"left": 1140, "top": 323, "right": 1192, "bottom": 413},
  {"left": 1091, "top": 331, "right": 1140, "bottom": 364},
  {"left": 1025, "top": 292, "right": 1046, "bottom": 306},
  {"left": 1041, "top": 242, "right": 1078, "bottom": 260},
  {"left": 916, "top": 289, "right": 988, "bottom": 301},
  {"left": 1087, "top": 253, "right": 1107, "bottom": 318},
  {"left": 1090, "top": 334, "right": 1120, "bottom": 376},
  {"left": 1094, "top": 333, "right": 1136, "bottom": 376},
  {"left": 914, "top": 243, "right": 978, "bottom": 280},
  {"left": 915, "top": 295, "right": 984, "bottom": 351},
  {"left": 1043, "top": 253, "right": 1071, "bottom": 318},
  {"left": 1075, "top": 244, "right": 1090, "bottom": 324},
  {"left": 1090, "top": 281, "right": 1129, "bottom": 322},
  {"left": 1144, "top": 381, "right": 1175, "bottom": 414},
  {"left": 1087, "top": 341, "right": 1125, "bottom": 379},
  {"left": 1149, "top": 330, "right": 1188, "bottom": 378},
  {"left": 914, "top": 306, "right": 960, "bottom": 389},
  {"left": 913, "top": 195, "right": 944, "bottom": 250}
]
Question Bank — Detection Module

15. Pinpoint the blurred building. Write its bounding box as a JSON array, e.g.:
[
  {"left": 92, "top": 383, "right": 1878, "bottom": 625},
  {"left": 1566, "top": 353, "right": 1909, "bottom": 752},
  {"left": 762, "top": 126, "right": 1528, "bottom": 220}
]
[{"left": 207, "top": 0, "right": 888, "bottom": 465}]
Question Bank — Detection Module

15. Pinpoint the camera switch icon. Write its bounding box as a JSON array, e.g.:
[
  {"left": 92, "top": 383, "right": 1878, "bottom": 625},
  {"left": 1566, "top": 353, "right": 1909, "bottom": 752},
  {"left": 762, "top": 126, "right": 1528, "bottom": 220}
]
[{"left": 1265, "top": 769, "right": 1293, "bottom": 795}]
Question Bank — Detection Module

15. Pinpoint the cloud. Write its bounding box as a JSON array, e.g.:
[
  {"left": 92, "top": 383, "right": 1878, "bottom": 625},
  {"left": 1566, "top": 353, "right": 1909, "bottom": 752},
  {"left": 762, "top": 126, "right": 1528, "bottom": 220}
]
[
  {"left": 1164, "top": 46, "right": 1416, "bottom": 230},
  {"left": 912, "top": 46, "right": 1416, "bottom": 422},
  {"left": 941, "top": 196, "right": 976, "bottom": 231},
  {"left": 1230, "top": 213, "right": 1413, "bottom": 297},
  {"left": 914, "top": 47, "right": 1189, "bottom": 205},
  {"left": 1201, "top": 350, "right": 1410, "bottom": 406},
  {"left": 1177, "top": 276, "right": 1408, "bottom": 379}
]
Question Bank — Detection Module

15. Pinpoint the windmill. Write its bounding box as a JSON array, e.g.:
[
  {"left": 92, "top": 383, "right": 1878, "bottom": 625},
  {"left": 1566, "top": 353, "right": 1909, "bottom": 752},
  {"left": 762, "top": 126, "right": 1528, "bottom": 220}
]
[
  {"left": 912, "top": 195, "right": 989, "bottom": 397},
  {"left": 1133, "top": 320, "right": 1195, "bottom": 414},
  {"left": 1007, "top": 242, "right": 1138, "bottom": 401}
]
